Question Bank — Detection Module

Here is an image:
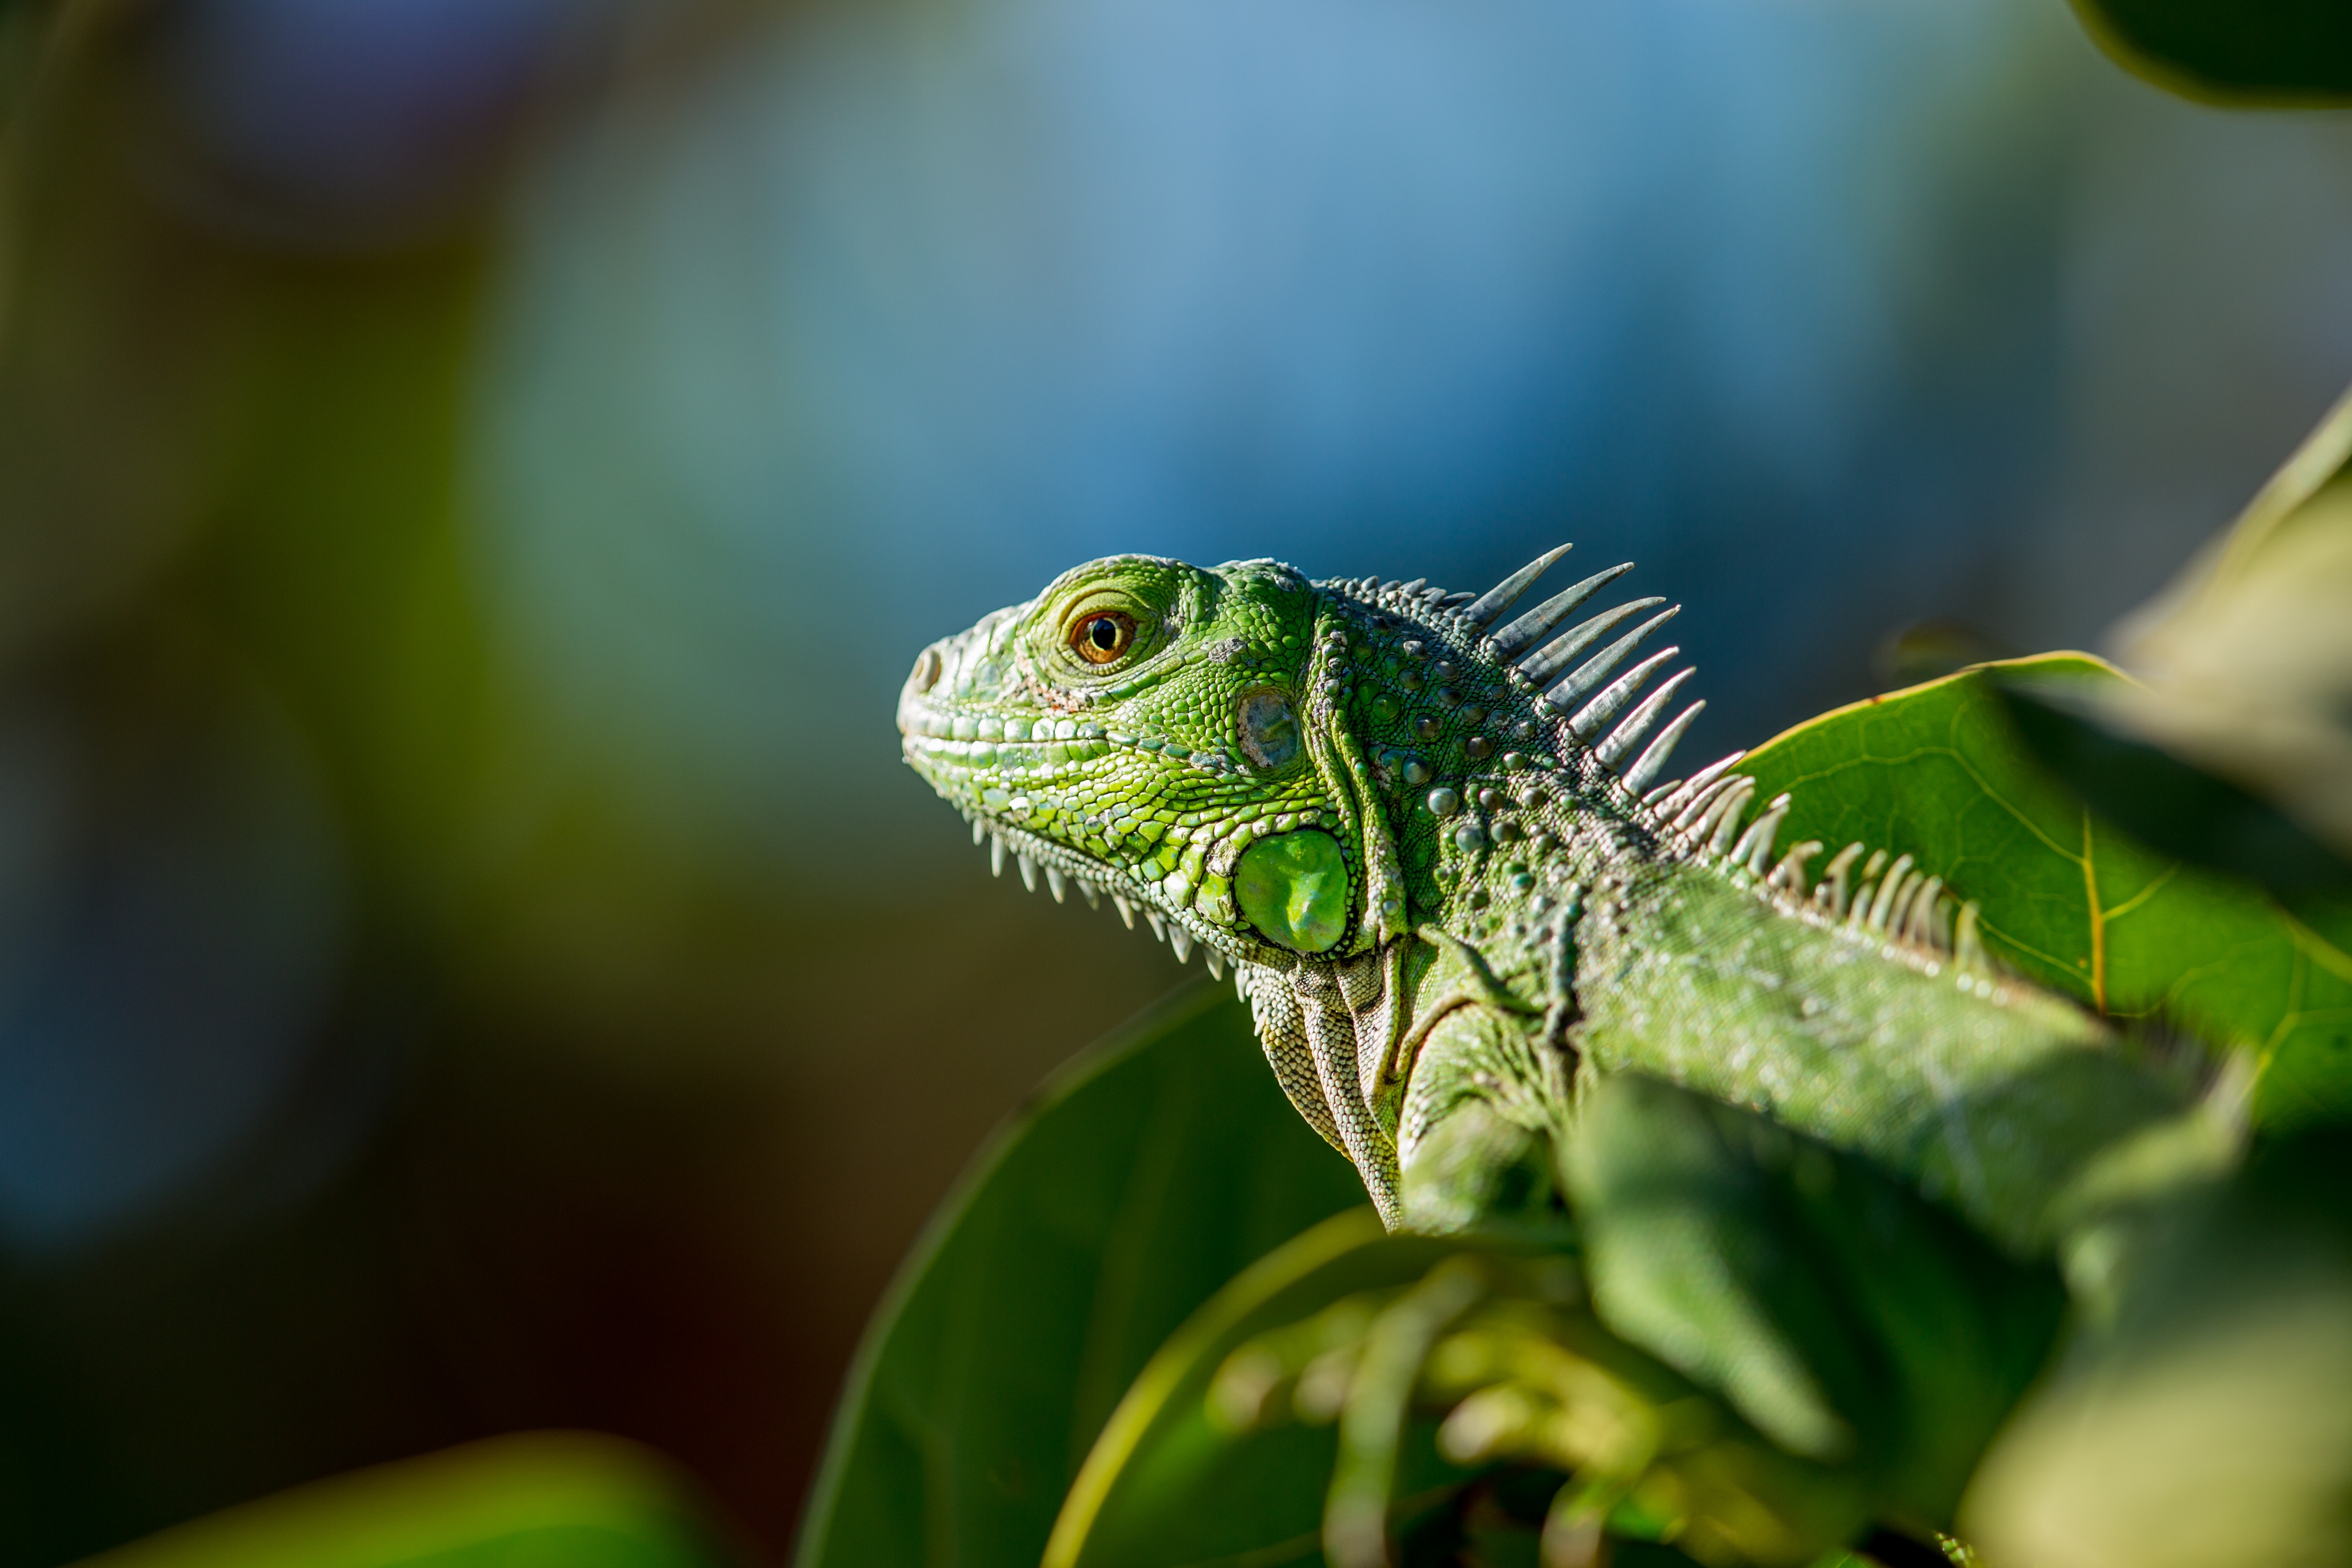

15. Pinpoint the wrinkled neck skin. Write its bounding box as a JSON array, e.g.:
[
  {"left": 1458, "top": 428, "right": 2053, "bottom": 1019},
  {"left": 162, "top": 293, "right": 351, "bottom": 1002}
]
[{"left": 901, "top": 565, "right": 2232, "bottom": 1259}]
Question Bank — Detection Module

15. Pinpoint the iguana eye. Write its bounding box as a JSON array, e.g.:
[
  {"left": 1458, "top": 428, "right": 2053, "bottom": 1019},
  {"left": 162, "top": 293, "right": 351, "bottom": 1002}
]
[{"left": 1072, "top": 612, "right": 1137, "bottom": 664}]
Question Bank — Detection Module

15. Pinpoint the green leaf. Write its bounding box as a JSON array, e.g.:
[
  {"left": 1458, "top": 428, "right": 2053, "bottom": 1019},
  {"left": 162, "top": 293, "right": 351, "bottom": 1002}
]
[
  {"left": 74, "top": 1433, "right": 733, "bottom": 1568},
  {"left": 1965, "top": 1122, "right": 2352, "bottom": 1568},
  {"left": 1995, "top": 680, "right": 2352, "bottom": 898},
  {"left": 794, "top": 981, "right": 1366, "bottom": 1568},
  {"left": 1043, "top": 1211, "right": 1472, "bottom": 1568},
  {"left": 2102, "top": 385, "right": 2352, "bottom": 865},
  {"left": 1563, "top": 1073, "right": 2063, "bottom": 1533},
  {"left": 2066, "top": 0, "right": 2352, "bottom": 104},
  {"left": 1737, "top": 655, "right": 2352, "bottom": 1130}
]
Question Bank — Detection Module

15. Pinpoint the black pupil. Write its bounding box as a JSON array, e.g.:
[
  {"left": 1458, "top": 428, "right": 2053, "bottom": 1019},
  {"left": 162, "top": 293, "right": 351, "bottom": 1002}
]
[{"left": 1089, "top": 618, "right": 1121, "bottom": 651}]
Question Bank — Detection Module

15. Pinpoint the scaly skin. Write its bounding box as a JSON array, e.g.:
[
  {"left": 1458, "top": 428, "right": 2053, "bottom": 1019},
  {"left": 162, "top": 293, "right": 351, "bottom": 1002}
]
[{"left": 897, "top": 552, "right": 2226, "bottom": 1258}]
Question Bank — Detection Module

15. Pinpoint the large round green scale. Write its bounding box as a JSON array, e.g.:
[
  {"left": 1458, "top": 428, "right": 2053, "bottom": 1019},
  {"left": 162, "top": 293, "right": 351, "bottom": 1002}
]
[{"left": 1234, "top": 829, "right": 1350, "bottom": 953}]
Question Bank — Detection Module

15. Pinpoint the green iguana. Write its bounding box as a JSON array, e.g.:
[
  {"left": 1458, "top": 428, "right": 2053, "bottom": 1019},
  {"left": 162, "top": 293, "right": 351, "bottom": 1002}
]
[{"left": 897, "top": 549, "right": 2233, "bottom": 1264}]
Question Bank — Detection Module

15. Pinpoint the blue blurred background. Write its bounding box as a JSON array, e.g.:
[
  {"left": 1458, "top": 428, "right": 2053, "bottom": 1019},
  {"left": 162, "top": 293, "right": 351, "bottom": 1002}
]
[{"left": 0, "top": 0, "right": 2347, "bottom": 1557}]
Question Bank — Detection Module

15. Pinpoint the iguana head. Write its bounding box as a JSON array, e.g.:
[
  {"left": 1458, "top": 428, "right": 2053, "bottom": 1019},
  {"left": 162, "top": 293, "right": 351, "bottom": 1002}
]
[{"left": 897, "top": 547, "right": 1705, "bottom": 976}]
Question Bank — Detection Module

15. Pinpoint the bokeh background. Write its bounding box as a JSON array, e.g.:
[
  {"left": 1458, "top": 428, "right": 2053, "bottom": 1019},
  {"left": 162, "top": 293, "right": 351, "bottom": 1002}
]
[{"left": 0, "top": 0, "right": 2348, "bottom": 1559}]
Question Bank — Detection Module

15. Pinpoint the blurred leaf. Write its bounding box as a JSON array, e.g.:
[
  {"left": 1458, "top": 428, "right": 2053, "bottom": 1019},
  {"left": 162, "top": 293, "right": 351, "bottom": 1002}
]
[
  {"left": 1964, "top": 1123, "right": 2352, "bottom": 1568},
  {"left": 2067, "top": 0, "right": 2352, "bottom": 103},
  {"left": 73, "top": 1431, "right": 734, "bottom": 1568},
  {"left": 1563, "top": 1075, "right": 2064, "bottom": 1536},
  {"left": 1737, "top": 656, "right": 2352, "bottom": 1129},
  {"left": 2101, "top": 385, "right": 2352, "bottom": 863},
  {"left": 1044, "top": 1210, "right": 1472, "bottom": 1568},
  {"left": 793, "top": 981, "right": 1366, "bottom": 1568}
]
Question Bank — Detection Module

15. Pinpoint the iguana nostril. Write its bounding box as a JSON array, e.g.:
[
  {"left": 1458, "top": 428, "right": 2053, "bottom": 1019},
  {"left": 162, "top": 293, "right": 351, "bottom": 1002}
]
[{"left": 911, "top": 647, "right": 942, "bottom": 692}]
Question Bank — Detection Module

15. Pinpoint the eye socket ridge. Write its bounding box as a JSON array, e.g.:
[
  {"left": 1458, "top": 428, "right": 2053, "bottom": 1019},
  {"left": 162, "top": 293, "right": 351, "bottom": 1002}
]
[{"left": 1069, "top": 609, "right": 1138, "bottom": 666}]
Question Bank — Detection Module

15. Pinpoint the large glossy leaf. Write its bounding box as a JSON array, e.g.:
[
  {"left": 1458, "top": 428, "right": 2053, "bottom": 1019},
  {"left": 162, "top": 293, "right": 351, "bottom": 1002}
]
[
  {"left": 794, "top": 981, "right": 1365, "bottom": 1568},
  {"left": 1737, "top": 655, "right": 2352, "bottom": 1130},
  {"left": 2067, "top": 0, "right": 2352, "bottom": 104},
  {"left": 75, "top": 1433, "right": 733, "bottom": 1568}
]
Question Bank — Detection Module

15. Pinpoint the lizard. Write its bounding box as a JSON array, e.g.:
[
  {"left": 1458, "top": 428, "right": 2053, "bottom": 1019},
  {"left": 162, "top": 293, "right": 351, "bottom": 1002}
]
[{"left": 897, "top": 548, "right": 2234, "bottom": 1254}]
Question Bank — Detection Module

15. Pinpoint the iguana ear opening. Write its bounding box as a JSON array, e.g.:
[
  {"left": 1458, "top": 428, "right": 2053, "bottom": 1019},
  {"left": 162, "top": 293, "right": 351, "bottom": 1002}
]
[{"left": 1302, "top": 609, "right": 1410, "bottom": 953}]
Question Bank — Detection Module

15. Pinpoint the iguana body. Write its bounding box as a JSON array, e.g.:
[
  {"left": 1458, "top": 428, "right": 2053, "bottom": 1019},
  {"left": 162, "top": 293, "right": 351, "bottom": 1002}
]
[{"left": 898, "top": 550, "right": 2224, "bottom": 1266}]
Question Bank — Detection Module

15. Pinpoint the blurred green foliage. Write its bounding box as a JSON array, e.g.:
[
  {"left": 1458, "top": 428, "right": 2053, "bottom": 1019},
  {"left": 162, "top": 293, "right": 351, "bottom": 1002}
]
[
  {"left": 0, "top": 4, "right": 1184, "bottom": 1562},
  {"left": 75, "top": 1433, "right": 735, "bottom": 1568}
]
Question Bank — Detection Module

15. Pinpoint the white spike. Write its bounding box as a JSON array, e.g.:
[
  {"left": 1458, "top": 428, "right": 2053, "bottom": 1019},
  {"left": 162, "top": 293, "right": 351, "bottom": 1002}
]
[
  {"left": 1955, "top": 902, "right": 1988, "bottom": 972},
  {"left": 1204, "top": 949, "right": 1225, "bottom": 979},
  {"left": 1905, "top": 877, "right": 1945, "bottom": 947},
  {"left": 973, "top": 817, "right": 987, "bottom": 846},
  {"left": 1731, "top": 793, "right": 1793, "bottom": 875},
  {"left": 1489, "top": 563, "right": 1638, "bottom": 658},
  {"left": 1862, "top": 856, "right": 1914, "bottom": 930},
  {"left": 1767, "top": 840, "right": 1823, "bottom": 895},
  {"left": 1567, "top": 646, "right": 1680, "bottom": 741},
  {"left": 1463, "top": 543, "right": 1574, "bottom": 628},
  {"left": 1515, "top": 597, "right": 1665, "bottom": 688},
  {"left": 1669, "top": 771, "right": 1745, "bottom": 833},
  {"left": 1544, "top": 607, "right": 1682, "bottom": 713},
  {"left": 1145, "top": 910, "right": 1169, "bottom": 943},
  {"left": 1077, "top": 878, "right": 1101, "bottom": 910},
  {"left": 1879, "top": 873, "right": 1921, "bottom": 939},
  {"left": 1703, "top": 781, "right": 1756, "bottom": 856},
  {"left": 1846, "top": 852, "right": 1891, "bottom": 930},
  {"left": 1170, "top": 926, "right": 1194, "bottom": 963},
  {"left": 990, "top": 834, "right": 1007, "bottom": 877},
  {"left": 1112, "top": 894, "right": 1138, "bottom": 930},
  {"left": 1881, "top": 865, "right": 1919, "bottom": 940},
  {"left": 1046, "top": 865, "right": 1068, "bottom": 903},
  {"left": 1595, "top": 668, "right": 1697, "bottom": 769},
  {"left": 1656, "top": 752, "right": 1750, "bottom": 823},
  {"left": 1618, "top": 710, "right": 1712, "bottom": 804},
  {"left": 1813, "top": 843, "right": 1866, "bottom": 917},
  {"left": 1018, "top": 854, "right": 1038, "bottom": 893},
  {"left": 1869, "top": 862, "right": 1919, "bottom": 933}
]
